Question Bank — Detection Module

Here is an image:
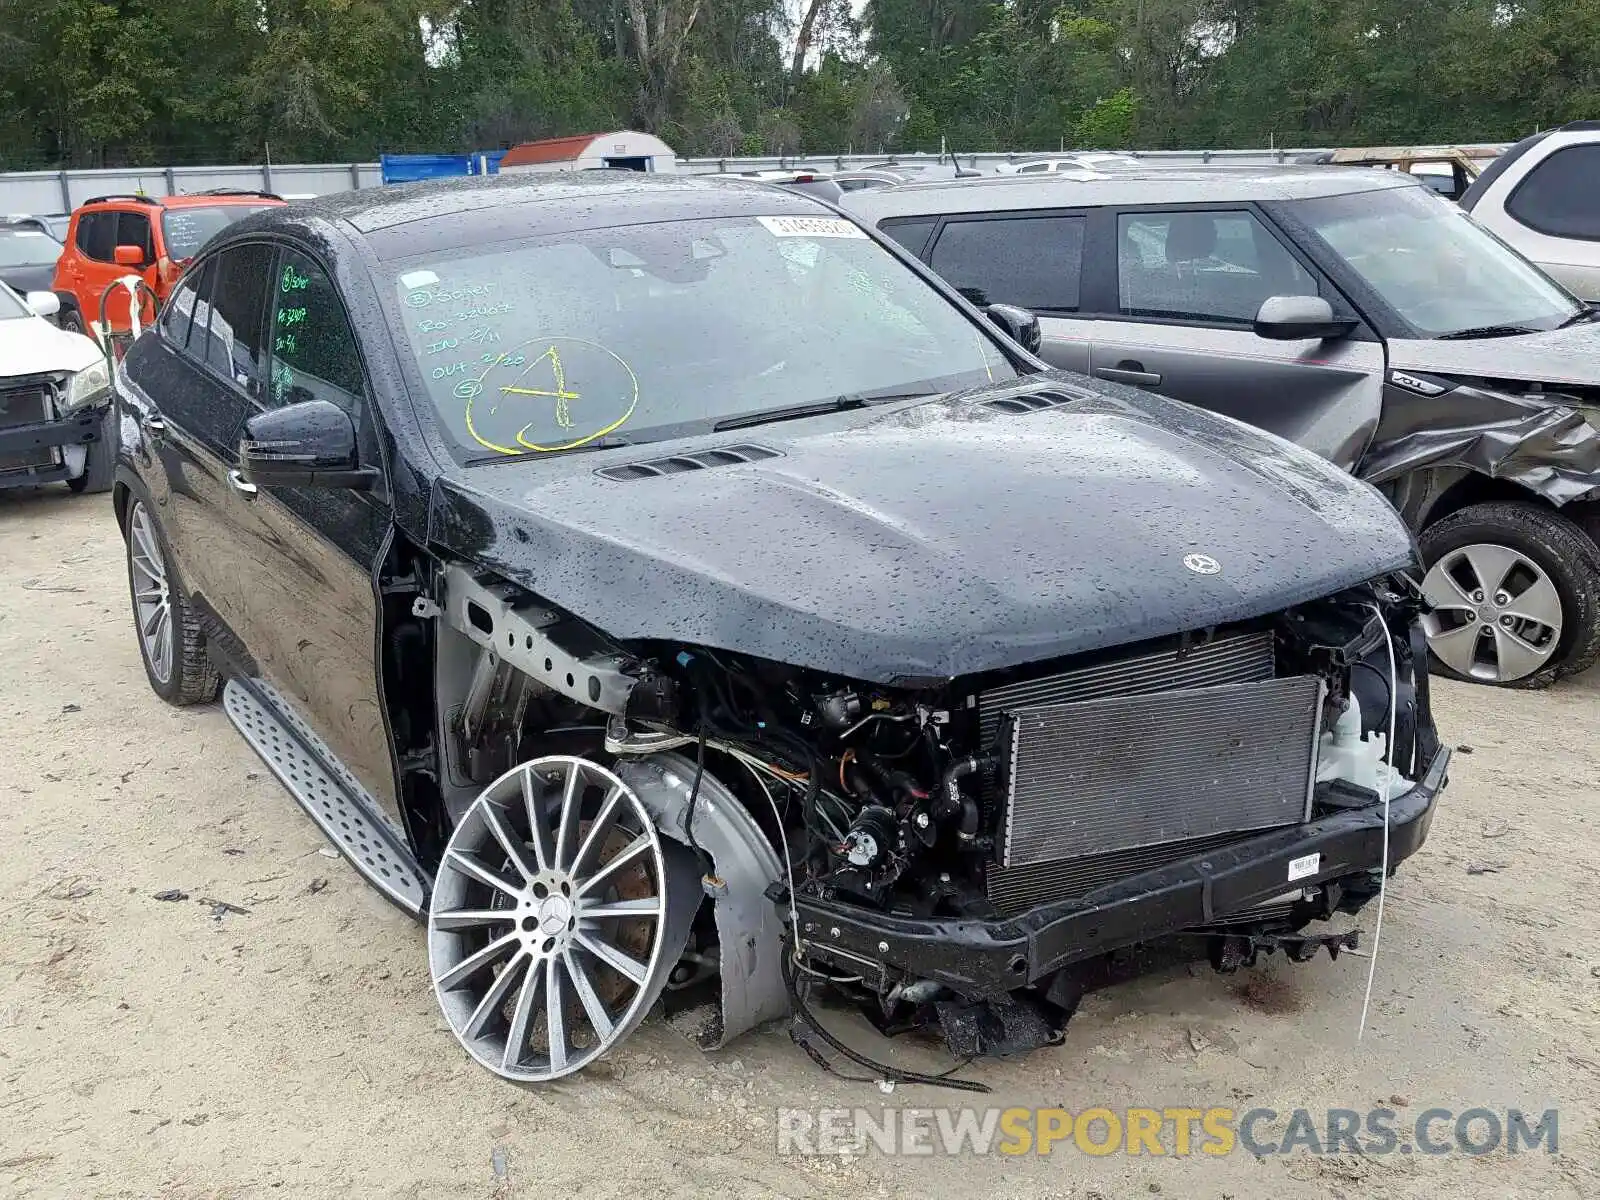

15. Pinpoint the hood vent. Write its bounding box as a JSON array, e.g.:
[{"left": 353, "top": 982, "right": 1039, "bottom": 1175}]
[
  {"left": 979, "top": 387, "right": 1091, "bottom": 416},
  {"left": 596, "top": 443, "right": 782, "bottom": 482}
]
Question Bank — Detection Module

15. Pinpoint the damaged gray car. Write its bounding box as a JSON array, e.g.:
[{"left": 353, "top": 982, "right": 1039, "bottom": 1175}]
[
  {"left": 848, "top": 169, "right": 1600, "bottom": 685},
  {"left": 112, "top": 174, "right": 1446, "bottom": 1085}
]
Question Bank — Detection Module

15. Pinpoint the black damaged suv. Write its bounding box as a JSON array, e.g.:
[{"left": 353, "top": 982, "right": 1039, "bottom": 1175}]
[{"left": 112, "top": 173, "right": 1445, "bottom": 1085}]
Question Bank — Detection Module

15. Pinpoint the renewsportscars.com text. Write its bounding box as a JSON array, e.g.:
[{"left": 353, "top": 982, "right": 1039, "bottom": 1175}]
[{"left": 775, "top": 1106, "right": 1559, "bottom": 1158}]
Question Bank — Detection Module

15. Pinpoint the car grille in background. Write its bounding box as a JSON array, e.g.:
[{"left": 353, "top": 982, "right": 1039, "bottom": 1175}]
[
  {"left": 0, "top": 380, "right": 52, "bottom": 430},
  {"left": 0, "top": 378, "right": 58, "bottom": 474},
  {"left": 978, "top": 632, "right": 1324, "bottom": 916}
]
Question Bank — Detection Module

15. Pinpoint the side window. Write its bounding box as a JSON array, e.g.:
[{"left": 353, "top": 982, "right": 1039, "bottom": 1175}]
[
  {"left": 928, "top": 215, "right": 1085, "bottom": 312},
  {"left": 265, "top": 248, "right": 366, "bottom": 413},
  {"left": 879, "top": 218, "right": 936, "bottom": 257},
  {"left": 117, "top": 211, "right": 154, "bottom": 262},
  {"left": 1117, "top": 210, "right": 1317, "bottom": 323},
  {"left": 1016, "top": 163, "right": 1050, "bottom": 175},
  {"left": 159, "top": 259, "right": 210, "bottom": 351},
  {"left": 75, "top": 211, "right": 116, "bottom": 262},
  {"left": 197, "top": 243, "right": 274, "bottom": 393},
  {"left": 1506, "top": 145, "right": 1600, "bottom": 240}
]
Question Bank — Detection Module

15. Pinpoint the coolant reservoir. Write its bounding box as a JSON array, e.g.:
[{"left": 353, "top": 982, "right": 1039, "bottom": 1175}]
[{"left": 1315, "top": 693, "right": 1407, "bottom": 797}]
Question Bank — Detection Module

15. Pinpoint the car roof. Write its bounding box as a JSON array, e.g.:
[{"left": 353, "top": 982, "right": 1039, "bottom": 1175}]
[
  {"left": 77, "top": 191, "right": 281, "bottom": 211},
  {"left": 223, "top": 171, "right": 840, "bottom": 259},
  {"left": 843, "top": 166, "right": 1421, "bottom": 221}
]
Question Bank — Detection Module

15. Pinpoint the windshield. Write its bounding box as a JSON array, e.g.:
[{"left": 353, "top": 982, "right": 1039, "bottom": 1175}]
[
  {"left": 386, "top": 214, "right": 1014, "bottom": 460},
  {"left": 0, "top": 285, "right": 30, "bottom": 320},
  {"left": 161, "top": 205, "right": 272, "bottom": 261},
  {"left": 1290, "top": 185, "right": 1583, "bottom": 337},
  {"left": 0, "top": 228, "right": 61, "bottom": 268}
]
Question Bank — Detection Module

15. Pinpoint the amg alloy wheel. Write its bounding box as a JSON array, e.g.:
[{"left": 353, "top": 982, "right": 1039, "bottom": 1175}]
[
  {"left": 428, "top": 756, "right": 697, "bottom": 1083},
  {"left": 124, "top": 498, "right": 220, "bottom": 705},
  {"left": 128, "top": 502, "right": 173, "bottom": 684}
]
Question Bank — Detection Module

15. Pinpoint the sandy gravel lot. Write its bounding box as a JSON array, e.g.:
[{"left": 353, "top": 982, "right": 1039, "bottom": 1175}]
[{"left": 1, "top": 486, "right": 1597, "bottom": 1200}]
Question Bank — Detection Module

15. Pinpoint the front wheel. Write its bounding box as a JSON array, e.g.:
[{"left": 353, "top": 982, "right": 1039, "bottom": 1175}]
[
  {"left": 125, "top": 498, "right": 219, "bottom": 705},
  {"left": 1418, "top": 501, "right": 1600, "bottom": 687},
  {"left": 67, "top": 409, "right": 116, "bottom": 495}
]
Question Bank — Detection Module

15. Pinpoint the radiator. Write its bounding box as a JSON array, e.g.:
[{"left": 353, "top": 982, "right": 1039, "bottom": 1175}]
[
  {"left": 0, "top": 379, "right": 57, "bottom": 474},
  {"left": 979, "top": 632, "right": 1323, "bottom": 914}
]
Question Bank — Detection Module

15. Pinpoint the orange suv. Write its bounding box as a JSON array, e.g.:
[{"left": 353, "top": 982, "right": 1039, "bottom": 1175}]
[{"left": 52, "top": 189, "right": 283, "bottom": 340}]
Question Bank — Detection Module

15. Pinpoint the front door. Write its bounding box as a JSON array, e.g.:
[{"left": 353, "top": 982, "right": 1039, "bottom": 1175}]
[
  {"left": 214, "top": 244, "right": 399, "bottom": 816},
  {"left": 1093, "top": 207, "right": 1386, "bottom": 470}
]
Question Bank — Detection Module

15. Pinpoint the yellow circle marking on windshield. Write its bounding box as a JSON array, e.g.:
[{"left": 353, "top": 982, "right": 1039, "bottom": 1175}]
[{"left": 462, "top": 338, "right": 639, "bottom": 455}]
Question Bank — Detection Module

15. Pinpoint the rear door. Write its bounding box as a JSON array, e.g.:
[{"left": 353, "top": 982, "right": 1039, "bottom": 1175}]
[
  {"left": 62, "top": 209, "right": 122, "bottom": 330},
  {"left": 920, "top": 210, "right": 1093, "bottom": 372},
  {"left": 1091, "top": 206, "right": 1385, "bottom": 469}
]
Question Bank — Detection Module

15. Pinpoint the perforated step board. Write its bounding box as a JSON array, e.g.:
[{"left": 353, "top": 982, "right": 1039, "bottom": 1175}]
[{"left": 223, "top": 679, "right": 427, "bottom": 916}]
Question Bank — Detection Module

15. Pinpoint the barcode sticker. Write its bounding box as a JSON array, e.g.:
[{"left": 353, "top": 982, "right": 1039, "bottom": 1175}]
[
  {"left": 757, "top": 215, "right": 867, "bottom": 239},
  {"left": 1287, "top": 852, "right": 1321, "bottom": 882}
]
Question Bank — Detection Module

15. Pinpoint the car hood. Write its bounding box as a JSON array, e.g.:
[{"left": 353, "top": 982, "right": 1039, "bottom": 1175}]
[
  {"left": 428, "top": 379, "right": 1416, "bottom": 683},
  {"left": 0, "top": 314, "right": 98, "bottom": 378},
  {"left": 1388, "top": 319, "right": 1600, "bottom": 387}
]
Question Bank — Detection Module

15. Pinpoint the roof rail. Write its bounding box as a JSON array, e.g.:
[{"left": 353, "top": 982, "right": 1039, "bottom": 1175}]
[
  {"left": 81, "top": 194, "right": 160, "bottom": 207},
  {"left": 192, "top": 187, "right": 285, "bottom": 201},
  {"left": 1558, "top": 119, "right": 1600, "bottom": 133}
]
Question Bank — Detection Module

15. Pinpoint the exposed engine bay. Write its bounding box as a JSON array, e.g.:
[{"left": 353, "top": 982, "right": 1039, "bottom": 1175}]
[{"left": 422, "top": 563, "right": 1445, "bottom": 1083}]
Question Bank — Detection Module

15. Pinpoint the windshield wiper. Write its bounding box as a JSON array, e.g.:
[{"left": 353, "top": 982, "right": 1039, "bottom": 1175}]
[
  {"left": 465, "top": 437, "right": 631, "bottom": 466},
  {"left": 712, "top": 387, "right": 941, "bottom": 433},
  {"left": 1557, "top": 305, "right": 1600, "bottom": 329},
  {"left": 1435, "top": 324, "right": 1541, "bottom": 340}
]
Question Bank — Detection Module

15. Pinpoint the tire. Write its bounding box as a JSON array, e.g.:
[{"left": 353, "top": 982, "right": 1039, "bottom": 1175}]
[
  {"left": 124, "top": 497, "right": 220, "bottom": 706},
  {"left": 57, "top": 307, "right": 88, "bottom": 336},
  {"left": 1417, "top": 501, "right": 1600, "bottom": 688},
  {"left": 66, "top": 408, "right": 116, "bottom": 495}
]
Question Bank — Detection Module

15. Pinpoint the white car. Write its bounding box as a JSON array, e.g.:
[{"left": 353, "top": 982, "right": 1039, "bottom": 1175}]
[
  {"left": 0, "top": 282, "right": 115, "bottom": 493},
  {"left": 995, "top": 153, "right": 1134, "bottom": 175},
  {"left": 1462, "top": 120, "right": 1600, "bottom": 302}
]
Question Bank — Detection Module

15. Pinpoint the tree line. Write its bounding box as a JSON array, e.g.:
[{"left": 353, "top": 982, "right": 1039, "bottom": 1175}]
[{"left": 0, "top": 0, "right": 1594, "bottom": 171}]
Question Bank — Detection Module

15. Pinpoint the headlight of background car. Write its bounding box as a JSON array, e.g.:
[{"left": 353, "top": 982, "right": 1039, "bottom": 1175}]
[{"left": 60, "top": 358, "right": 112, "bottom": 414}]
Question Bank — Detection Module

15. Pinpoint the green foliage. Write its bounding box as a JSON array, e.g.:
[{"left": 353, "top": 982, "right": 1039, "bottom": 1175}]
[{"left": 0, "top": 0, "right": 1590, "bottom": 170}]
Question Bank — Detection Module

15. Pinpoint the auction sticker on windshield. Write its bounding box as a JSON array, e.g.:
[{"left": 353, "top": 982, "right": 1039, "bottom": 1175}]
[{"left": 757, "top": 216, "right": 867, "bottom": 239}]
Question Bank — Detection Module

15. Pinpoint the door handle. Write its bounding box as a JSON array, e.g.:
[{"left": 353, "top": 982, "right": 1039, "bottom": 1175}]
[
  {"left": 141, "top": 413, "right": 166, "bottom": 433},
  {"left": 1094, "top": 363, "right": 1163, "bottom": 387},
  {"left": 227, "top": 469, "right": 259, "bottom": 499}
]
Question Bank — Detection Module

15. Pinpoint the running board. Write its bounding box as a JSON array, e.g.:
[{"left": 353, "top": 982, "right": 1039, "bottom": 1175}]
[{"left": 222, "top": 678, "right": 429, "bottom": 917}]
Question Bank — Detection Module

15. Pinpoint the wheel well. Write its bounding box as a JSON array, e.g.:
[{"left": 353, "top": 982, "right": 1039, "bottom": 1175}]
[
  {"left": 1419, "top": 473, "right": 1552, "bottom": 530},
  {"left": 112, "top": 481, "right": 130, "bottom": 531}
]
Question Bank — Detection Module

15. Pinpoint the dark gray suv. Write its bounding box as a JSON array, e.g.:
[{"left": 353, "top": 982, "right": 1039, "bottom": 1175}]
[{"left": 847, "top": 169, "right": 1600, "bottom": 686}]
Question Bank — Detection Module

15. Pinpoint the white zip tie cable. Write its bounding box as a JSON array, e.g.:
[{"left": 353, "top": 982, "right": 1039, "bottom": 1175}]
[{"left": 1358, "top": 604, "right": 1399, "bottom": 1040}]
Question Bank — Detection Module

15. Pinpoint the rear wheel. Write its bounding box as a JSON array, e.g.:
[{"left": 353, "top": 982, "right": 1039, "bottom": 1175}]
[
  {"left": 1418, "top": 501, "right": 1600, "bottom": 687},
  {"left": 57, "top": 306, "right": 88, "bottom": 337},
  {"left": 125, "top": 499, "right": 219, "bottom": 705}
]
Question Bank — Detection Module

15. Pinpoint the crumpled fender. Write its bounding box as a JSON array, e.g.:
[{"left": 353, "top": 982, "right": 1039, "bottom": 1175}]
[{"left": 1361, "top": 386, "right": 1600, "bottom": 507}]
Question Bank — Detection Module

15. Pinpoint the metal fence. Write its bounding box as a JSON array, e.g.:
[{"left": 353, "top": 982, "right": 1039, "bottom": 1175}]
[{"left": 0, "top": 148, "right": 1349, "bottom": 213}]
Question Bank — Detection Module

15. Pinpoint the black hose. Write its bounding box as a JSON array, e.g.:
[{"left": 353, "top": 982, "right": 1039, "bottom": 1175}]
[{"left": 684, "top": 721, "right": 712, "bottom": 876}]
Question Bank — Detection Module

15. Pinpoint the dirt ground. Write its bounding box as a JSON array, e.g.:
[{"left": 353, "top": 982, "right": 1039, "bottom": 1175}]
[{"left": 1, "top": 485, "right": 1597, "bottom": 1200}]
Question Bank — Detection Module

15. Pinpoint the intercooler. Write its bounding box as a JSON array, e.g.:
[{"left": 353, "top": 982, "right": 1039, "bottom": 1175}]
[{"left": 980, "top": 631, "right": 1324, "bottom": 915}]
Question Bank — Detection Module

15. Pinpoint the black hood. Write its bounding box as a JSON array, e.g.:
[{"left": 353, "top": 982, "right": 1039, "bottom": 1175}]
[{"left": 428, "top": 380, "right": 1416, "bottom": 684}]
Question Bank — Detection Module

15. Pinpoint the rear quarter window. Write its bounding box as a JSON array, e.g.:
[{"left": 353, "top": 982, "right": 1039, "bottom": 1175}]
[{"left": 1506, "top": 145, "right": 1600, "bottom": 241}]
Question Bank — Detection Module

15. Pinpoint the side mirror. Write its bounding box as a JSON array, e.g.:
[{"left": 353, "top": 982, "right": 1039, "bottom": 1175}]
[
  {"left": 113, "top": 244, "right": 148, "bottom": 268},
  {"left": 1253, "top": 295, "right": 1358, "bottom": 341},
  {"left": 985, "top": 302, "right": 1043, "bottom": 355},
  {"left": 24, "top": 290, "right": 60, "bottom": 318},
  {"left": 239, "top": 399, "right": 377, "bottom": 491}
]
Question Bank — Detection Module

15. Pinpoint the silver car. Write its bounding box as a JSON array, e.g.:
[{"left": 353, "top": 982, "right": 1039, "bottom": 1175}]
[{"left": 846, "top": 168, "right": 1600, "bottom": 687}]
